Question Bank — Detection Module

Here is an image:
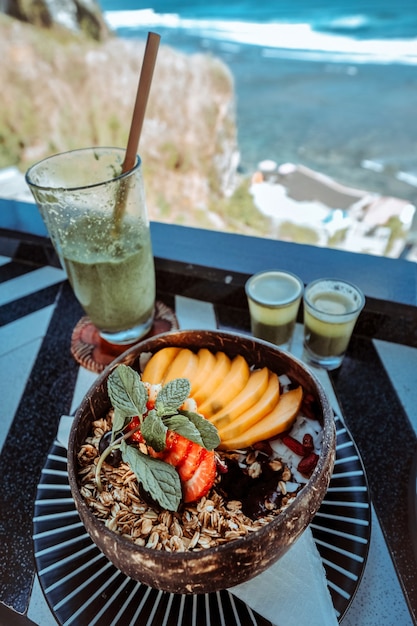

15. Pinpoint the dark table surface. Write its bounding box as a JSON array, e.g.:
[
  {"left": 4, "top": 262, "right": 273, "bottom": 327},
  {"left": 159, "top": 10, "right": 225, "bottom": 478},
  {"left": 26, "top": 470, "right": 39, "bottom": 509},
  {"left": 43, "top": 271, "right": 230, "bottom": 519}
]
[{"left": 1, "top": 207, "right": 417, "bottom": 625}]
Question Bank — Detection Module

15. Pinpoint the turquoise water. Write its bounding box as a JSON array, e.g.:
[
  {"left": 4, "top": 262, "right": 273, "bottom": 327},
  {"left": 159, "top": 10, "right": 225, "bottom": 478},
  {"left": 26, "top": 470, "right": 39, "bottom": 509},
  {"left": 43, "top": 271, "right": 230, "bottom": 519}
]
[
  {"left": 100, "top": 1, "right": 417, "bottom": 200},
  {"left": 100, "top": 0, "right": 417, "bottom": 47}
]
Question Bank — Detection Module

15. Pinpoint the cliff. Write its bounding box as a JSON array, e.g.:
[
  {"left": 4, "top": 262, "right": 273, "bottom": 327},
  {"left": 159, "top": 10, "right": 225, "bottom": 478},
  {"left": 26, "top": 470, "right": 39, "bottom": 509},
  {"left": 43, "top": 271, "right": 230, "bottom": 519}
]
[
  {"left": 0, "top": 0, "right": 110, "bottom": 40},
  {"left": 0, "top": 14, "right": 264, "bottom": 232}
]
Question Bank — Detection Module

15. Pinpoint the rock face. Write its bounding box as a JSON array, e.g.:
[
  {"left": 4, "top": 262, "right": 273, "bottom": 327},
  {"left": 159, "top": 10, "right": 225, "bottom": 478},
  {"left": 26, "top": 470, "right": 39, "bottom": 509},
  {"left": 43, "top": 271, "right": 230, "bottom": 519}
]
[
  {"left": 1, "top": 0, "right": 110, "bottom": 40},
  {"left": 0, "top": 14, "right": 239, "bottom": 227}
]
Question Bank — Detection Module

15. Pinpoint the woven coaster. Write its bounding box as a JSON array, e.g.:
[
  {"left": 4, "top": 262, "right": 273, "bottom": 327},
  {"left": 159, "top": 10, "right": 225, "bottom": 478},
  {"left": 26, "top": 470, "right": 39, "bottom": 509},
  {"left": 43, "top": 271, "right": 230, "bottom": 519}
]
[{"left": 71, "top": 301, "right": 179, "bottom": 373}]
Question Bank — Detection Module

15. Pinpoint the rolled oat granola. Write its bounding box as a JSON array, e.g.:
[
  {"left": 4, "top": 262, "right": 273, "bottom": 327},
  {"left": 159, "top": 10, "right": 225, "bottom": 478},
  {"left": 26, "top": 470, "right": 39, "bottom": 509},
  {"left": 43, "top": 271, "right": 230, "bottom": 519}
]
[{"left": 76, "top": 404, "right": 322, "bottom": 552}]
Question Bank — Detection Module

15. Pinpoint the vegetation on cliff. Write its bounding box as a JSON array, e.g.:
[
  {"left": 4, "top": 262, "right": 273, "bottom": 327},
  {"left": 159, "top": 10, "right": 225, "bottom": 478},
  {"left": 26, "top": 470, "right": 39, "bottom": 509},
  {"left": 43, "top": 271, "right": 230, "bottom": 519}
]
[
  {"left": 0, "top": 14, "right": 271, "bottom": 235},
  {"left": 2, "top": 0, "right": 110, "bottom": 40}
]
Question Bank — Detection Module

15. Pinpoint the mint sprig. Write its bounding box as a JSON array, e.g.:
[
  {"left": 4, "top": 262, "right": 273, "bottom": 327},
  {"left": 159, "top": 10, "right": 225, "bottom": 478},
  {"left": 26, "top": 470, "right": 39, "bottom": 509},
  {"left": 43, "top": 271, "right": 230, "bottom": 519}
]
[
  {"left": 155, "top": 378, "right": 191, "bottom": 416},
  {"left": 108, "top": 364, "right": 147, "bottom": 433},
  {"left": 140, "top": 410, "right": 167, "bottom": 452},
  {"left": 121, "top": 441, "right": 181, "bottom": 511},
  {"left": 163, "top": 414, "right": 204, "bottom": 446},
  {"left": 96, "top": 364, "right": 220, "bottom": 511},
  {"left": 179, "top": 410, "right": 220, "bottom": 450}
]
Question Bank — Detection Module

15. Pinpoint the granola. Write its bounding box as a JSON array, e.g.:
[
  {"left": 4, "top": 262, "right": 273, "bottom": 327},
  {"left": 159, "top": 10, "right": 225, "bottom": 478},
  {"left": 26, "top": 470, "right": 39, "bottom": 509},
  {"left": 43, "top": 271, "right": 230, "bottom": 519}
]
[{"left": 76, "top": 412, "right": 303, "bottom": 552}]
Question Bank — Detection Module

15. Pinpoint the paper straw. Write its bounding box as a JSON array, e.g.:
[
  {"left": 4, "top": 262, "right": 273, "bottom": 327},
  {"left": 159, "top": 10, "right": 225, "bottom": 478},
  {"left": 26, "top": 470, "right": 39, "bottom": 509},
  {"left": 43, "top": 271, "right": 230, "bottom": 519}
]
[{"left": 122, "top": 31, "right": 161, "bottom": 172}]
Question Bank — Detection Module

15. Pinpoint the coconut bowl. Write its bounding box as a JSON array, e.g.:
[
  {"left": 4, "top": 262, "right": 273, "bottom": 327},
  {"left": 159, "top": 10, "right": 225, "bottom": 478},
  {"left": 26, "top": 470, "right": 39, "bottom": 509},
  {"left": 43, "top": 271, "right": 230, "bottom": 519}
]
[{"left": 67, "top": 329, "right": 335, "bottom": 595}]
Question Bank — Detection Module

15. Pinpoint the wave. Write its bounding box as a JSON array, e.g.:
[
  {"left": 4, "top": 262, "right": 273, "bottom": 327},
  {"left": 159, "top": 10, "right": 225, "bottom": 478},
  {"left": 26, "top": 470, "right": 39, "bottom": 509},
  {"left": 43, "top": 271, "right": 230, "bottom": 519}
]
[
  {"left": 105, "top": 9, "right": 417, "bottom": 65},
  {"left": 325, "top": 15, "right": 370, "bottom": 31}
]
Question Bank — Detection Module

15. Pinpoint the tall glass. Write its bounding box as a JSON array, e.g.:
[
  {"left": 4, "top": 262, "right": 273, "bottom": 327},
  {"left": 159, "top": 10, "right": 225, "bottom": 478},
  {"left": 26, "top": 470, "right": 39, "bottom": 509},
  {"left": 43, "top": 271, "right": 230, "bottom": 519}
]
[{"left": 26, "top": 147, "right": 155, "bottom": 344}]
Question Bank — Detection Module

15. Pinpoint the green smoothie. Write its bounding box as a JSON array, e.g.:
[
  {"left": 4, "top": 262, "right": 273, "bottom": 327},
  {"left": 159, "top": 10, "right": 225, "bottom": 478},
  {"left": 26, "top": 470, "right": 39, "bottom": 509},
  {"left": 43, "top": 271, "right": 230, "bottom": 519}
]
[
  {"left": 304, "top": 291, "right": 356, "bottom": 357},
  {"left": 246, "top": 270, "right": 303, "bottom": 347},
  {"left": 60, "top": 213, "right": 155, "bottom": 333},
  {"left": 251, "top": 318, "right": 296, "bottom": 346}
]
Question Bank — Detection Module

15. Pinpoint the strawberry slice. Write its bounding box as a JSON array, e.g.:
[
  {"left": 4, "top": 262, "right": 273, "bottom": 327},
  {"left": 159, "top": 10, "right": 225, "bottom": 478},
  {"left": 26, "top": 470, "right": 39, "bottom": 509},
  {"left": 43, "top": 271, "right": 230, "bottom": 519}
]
[
  {"left": 182, "top": 449, "right": 216, "bottom": 503},
  {"left": 160, "top": 431, "right": 192, "bottom": 467},
  {"left": 125, "top": 416, "right": 144, "bottom": 443},
  {"left": 148, "top": 430, "right": 217, "bottom": 504},
  {"left": 177, "top": 442, "right": 204, "bottom": 482}
]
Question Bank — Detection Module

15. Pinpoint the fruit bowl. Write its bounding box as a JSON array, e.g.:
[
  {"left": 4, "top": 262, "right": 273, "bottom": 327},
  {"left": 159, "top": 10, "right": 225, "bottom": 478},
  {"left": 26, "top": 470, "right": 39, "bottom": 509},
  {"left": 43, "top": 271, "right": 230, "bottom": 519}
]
[{"left": 67, "top": 329, "right": 336, "bottom": 594}]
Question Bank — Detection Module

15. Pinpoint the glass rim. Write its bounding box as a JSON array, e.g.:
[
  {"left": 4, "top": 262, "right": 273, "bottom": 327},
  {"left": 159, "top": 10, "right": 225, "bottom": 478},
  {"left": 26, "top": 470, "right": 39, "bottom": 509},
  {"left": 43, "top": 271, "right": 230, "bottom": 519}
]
[
  {"left": 245, "top": 269, "right": 304, "bottom": 308},
  {"left": 25, "top": 147, "right": 141, "bottom": 193},
  {"left": 304, "top": 277, "right": 365, "bottom": 317}
]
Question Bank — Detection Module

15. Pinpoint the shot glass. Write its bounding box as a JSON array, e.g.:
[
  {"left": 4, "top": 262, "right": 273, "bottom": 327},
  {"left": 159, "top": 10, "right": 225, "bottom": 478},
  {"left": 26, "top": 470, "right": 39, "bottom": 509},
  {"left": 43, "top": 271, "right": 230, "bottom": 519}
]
[
  {"left": 303, "top": 278, "right": 365, "bottom": 370},
  {"left": 245, "top": 270, "right": 304, "bottom": 349},
  {"left": 26, "top": 147, "right": 156, "bottom": 344}
]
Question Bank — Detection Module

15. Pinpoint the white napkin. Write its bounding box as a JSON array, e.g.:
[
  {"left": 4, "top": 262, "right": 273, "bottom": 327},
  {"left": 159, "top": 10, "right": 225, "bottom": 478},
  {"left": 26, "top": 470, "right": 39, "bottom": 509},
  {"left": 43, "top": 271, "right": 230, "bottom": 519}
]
[
  {"left": 59, "top": 414, "right": 337, "bottom": 625},
  {"left": 230, "top": 527, "right": 338, "bottom": 626},
  {"left": 229, "top": 332, "right": 338, "bottom": 626}
]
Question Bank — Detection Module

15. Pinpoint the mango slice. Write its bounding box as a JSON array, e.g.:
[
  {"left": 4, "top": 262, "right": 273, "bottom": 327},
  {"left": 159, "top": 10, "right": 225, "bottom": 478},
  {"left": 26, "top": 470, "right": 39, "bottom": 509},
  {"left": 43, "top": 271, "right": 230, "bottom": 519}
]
[
  {"left": 142, "top": 347, "right": 304, "bottom": 453},
  {"left": 217, "top": 371, "right": 280, "bottom": 441},
  {"left": 192, "top": 351, "right": 231, "bottom": 406},
  {"left": 189, "top": 348, "right": 217, "bottom": 394},
  {"left": 141, "top": 347, "right": 181, "bottom": 384},
  {"left": 219, "top": 386, "right": 303, "bottom": 450},
  {"left": 163, "top": 348, "right": 199, "bottom": 385},
  {"left": 198, "top": 354, "right": 250, "bottom": 418},
  {"left": 210, "top": 367, "right": 270, "bottom": 429}
]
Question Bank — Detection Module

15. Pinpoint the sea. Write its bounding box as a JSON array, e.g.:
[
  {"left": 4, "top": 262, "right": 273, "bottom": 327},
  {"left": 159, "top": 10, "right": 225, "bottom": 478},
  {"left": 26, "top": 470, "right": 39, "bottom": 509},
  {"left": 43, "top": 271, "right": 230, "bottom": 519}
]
[{"left": 100, "top": 0, "right": 417, "bottom": 202}]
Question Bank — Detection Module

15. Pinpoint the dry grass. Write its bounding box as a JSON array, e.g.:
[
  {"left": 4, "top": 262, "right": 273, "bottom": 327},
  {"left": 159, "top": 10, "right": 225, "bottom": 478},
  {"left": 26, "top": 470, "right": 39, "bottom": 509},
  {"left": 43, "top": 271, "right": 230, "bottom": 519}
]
[{"left": 0, "top": 15, "right": 244, "bottom": 229}]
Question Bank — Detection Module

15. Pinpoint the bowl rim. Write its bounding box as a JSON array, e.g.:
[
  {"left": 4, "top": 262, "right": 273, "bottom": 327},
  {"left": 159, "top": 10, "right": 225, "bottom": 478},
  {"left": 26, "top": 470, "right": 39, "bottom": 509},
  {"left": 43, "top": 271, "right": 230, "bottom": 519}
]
[{"left": 67, "top": 329, "right": 336, "bottom": 563}]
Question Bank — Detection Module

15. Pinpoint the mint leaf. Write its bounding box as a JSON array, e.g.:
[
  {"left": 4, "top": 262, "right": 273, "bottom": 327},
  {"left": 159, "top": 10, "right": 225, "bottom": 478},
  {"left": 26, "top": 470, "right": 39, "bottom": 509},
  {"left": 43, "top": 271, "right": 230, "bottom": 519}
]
[
  {"left": 141, "top": 410, "right": 167, "bottom": 452},
  {"left": 155, "top": 378, "right": 191, "bottom": 416},
  {"left": 107, "top": 365, "right": 147, "bottom": 424},
  {"left": 121, "top": 441, "right": 181, "bottom": 511},
  {"left": 163, "top": 414, "right": 204, "bottom": 446},
  {"left": 112, "top": 406, "right": 127, "bottom": 434},
  {"left": 180, "top": 410, "right": 221, "bottom": 450}
]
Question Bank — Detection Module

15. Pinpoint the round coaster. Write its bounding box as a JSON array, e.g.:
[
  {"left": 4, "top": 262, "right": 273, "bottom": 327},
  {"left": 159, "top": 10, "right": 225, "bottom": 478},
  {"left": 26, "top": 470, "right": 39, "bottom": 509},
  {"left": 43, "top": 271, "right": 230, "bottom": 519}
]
[{"left": 71, "top": 301, "right": 179, "bottom": 373}]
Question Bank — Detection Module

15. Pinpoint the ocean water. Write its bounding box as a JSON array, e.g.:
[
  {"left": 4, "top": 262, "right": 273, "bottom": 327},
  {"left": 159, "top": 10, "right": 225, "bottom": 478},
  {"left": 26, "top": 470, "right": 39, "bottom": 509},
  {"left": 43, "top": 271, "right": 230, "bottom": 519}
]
[{"left": 100, "top": 0, "right": 417, "bottom": 201}]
